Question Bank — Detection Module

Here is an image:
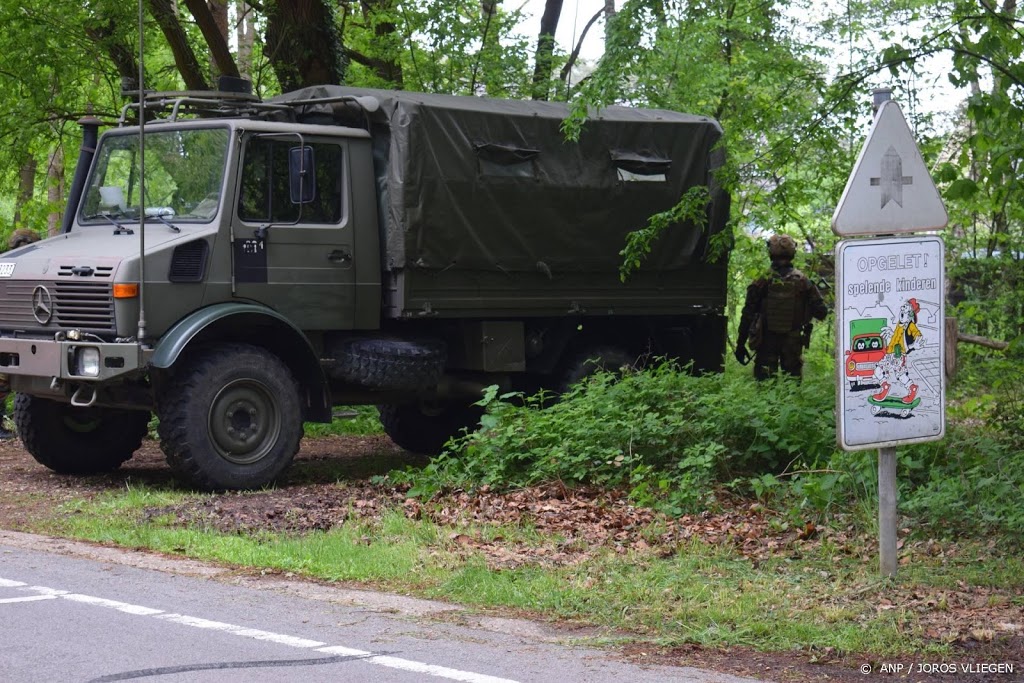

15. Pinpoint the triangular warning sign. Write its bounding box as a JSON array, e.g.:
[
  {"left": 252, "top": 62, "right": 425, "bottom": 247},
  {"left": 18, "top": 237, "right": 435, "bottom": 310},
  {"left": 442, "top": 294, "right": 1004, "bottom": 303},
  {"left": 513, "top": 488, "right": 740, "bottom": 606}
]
[{"left": 831, "top": 100, "right": 948, "bottom": 236}]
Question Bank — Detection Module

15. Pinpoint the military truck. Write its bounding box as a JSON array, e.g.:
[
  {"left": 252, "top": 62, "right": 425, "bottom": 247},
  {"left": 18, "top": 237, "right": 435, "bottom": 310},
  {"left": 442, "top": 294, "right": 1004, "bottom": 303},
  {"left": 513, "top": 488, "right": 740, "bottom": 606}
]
[{"left": 0, "top": 85, "right": 730, "bottom": 490}]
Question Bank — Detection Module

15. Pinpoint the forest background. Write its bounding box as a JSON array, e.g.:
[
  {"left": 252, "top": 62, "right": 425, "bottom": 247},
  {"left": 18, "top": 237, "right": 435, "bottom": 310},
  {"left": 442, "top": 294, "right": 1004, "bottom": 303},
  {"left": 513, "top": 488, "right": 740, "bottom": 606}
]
[{"left": 0, "top": 0, "right": 1021, "bottom": 540}]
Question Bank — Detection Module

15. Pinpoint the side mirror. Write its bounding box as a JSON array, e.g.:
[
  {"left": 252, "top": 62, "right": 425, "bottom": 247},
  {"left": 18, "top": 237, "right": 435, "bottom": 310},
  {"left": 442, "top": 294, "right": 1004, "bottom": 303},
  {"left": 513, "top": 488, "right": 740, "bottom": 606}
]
[{"left": 288, "top": 146, "right": 316, "bottom": 204}]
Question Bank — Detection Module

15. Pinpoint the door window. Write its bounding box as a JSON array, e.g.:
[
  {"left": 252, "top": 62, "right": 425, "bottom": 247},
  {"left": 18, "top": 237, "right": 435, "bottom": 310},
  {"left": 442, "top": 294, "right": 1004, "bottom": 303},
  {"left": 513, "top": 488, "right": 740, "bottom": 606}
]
[{"left": 238, "top": 138, "right": 343, "bottom": 225}]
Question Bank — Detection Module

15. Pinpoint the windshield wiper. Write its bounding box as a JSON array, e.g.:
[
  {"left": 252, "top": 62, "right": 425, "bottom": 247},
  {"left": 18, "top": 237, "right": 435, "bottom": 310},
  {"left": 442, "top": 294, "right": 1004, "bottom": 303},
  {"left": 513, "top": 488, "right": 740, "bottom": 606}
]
[
  {"left": 150, "top": 213, "right": 181, "bottom": 233},
  {"left": 95, "top": 211, "right": 134, "bottom": 235}
]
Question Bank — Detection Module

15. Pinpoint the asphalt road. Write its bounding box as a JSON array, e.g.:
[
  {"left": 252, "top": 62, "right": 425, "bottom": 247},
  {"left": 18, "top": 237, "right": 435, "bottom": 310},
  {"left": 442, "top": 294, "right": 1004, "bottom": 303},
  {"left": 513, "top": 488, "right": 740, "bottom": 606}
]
[{"left": 0, "top": 531, "right": 757, "bottom": 683}]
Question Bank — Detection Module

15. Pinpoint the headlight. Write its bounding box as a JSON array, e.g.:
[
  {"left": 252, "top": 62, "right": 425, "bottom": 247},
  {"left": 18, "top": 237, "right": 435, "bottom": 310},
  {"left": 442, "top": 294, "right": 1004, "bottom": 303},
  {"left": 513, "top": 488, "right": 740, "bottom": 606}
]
[{"left": 77, "top": 347, "right": 100, "bottom": 377}]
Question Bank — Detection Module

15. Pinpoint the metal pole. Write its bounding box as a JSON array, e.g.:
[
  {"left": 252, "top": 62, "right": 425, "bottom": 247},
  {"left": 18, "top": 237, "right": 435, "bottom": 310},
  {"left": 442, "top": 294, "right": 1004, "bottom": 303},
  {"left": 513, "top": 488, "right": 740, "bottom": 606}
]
[
  {"left": 878, "top": 446, "right": 898, "bottom": 577},
  {"left": 136, "top": 0, "right": 147, "bottom": 341},
  {"left": 872, "top": 87, "right": 898, "bottom": 578}
]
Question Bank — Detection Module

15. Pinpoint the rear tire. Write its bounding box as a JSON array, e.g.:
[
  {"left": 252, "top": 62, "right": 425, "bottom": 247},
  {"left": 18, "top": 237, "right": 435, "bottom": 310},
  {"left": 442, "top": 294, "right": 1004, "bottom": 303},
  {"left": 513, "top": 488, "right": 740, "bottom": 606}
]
[
  {"left": 157, "top": 344, "right": 302, "bottom": 490},
  {"left": 378, "top": 402, "right": 482, "bottom": 455},
  {"left": 14, "top": 394, "right": 149, "bottom": 475},
  {"left": 558, "top": 346, "right": 635, "bottom": 392}
]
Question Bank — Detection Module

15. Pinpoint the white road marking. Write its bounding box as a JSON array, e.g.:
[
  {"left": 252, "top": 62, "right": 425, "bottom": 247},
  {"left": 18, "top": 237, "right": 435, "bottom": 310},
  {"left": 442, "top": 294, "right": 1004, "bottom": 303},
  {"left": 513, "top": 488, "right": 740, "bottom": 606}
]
[
  {"left": 0, "top": 595, "right": 58, "bottom": 604},
  {"left": 154, "top": 613, "right": 326, "bottom": 648},
  {"left": 25, "top": 586, "right": 69, "bottom": 597},
  {"left": 62, "top": 593, "right": 165, "bottom": 616},
  {"left": 0, "top": 575, "right": 520, "bottom": 683}
]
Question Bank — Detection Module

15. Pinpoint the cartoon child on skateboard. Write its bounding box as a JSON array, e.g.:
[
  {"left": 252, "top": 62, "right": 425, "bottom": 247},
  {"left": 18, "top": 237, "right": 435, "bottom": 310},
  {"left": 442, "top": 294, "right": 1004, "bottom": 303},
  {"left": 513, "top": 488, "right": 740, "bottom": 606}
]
[{"left": 871, "top": 298, "right": 924, "bottom": 405}]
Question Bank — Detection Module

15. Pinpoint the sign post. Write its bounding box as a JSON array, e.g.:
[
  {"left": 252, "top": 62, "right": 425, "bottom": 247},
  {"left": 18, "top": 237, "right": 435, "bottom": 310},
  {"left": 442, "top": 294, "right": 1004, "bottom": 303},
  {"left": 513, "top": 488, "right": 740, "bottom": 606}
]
[
  {"left": 832, "top": 89, "right": 948, "bottom": 577},
  {"left": 878, "top": 447, "right": 897, "bottom": 577}
]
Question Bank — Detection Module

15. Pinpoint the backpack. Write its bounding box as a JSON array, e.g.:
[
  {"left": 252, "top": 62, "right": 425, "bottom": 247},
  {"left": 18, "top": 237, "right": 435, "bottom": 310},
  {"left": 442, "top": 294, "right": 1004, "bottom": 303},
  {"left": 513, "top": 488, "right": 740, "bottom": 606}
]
[{"left": 760, "top": 269, "right": 806, "bottom": 334}]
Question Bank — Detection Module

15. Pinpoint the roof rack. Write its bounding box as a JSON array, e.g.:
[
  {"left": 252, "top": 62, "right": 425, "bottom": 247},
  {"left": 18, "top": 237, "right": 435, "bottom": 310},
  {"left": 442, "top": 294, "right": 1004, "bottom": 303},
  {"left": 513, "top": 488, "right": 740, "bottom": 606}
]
[{"left": 118, "top": 90, "right": 294, "bottom": 126}]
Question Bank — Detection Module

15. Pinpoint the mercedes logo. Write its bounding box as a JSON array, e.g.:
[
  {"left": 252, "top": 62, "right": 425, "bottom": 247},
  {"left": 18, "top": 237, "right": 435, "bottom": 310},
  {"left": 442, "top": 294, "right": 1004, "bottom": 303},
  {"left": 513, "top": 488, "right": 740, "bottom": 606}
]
[{"left": 31, "top": 285, "right": 53, "bottom": 325}]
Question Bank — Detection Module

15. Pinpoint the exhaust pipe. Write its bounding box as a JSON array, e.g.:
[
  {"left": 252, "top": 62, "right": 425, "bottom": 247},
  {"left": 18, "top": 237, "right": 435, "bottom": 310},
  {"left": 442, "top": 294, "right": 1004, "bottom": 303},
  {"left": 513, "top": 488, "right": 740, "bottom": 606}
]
[{"left": 60, "top": 117, "right": 102, "bottom": 234}]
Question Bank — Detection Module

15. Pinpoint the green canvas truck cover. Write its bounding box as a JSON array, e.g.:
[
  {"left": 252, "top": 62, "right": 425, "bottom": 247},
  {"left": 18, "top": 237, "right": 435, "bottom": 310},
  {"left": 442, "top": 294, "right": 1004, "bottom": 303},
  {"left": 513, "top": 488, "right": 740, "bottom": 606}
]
[{"left": 272, "top": 86, "right": 729, "bottom": 278}]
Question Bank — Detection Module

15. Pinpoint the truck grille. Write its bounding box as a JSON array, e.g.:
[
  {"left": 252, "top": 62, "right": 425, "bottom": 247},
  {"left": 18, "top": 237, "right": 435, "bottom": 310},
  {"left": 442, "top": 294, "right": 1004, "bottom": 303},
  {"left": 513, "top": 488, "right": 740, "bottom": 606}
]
[{"left": 0, "top": 281, "right": 115, "bottom": 334}]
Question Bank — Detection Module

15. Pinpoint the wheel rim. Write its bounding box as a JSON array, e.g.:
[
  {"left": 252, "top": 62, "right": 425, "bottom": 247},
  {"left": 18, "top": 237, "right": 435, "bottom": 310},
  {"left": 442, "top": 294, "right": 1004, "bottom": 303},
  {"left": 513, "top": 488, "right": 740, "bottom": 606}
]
[{"left": 208, "top": 378, "right": 281, "bottom": 465}]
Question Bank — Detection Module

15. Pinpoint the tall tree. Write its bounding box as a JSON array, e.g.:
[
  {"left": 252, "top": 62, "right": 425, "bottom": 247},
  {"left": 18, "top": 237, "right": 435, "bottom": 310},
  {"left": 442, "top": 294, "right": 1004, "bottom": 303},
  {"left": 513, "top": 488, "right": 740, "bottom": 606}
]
[
  {"left": 531, "top": 0, "right": 563, "bottom": 100},
  {"left": 235, "top": 1, "right": 256, "bottom": 80},
  {"left": 47, "top": 147, "right": 64, "bottom": 236},
  {"left": 265, "top": 0, "right": 347, "bottom": 90},
  {"left": 13, "top": 160, "right": 37, "bottom": 228}
]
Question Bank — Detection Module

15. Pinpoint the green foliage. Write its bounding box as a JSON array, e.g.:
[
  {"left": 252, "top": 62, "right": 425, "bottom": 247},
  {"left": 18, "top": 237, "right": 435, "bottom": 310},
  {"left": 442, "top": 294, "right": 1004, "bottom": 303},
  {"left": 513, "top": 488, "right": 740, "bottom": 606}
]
[
  {"left": 948, "top": 255, "right": 1023, "bottom": 343},
  {"left": 357, "top": 0, "right": 531, "bottom": 96}
]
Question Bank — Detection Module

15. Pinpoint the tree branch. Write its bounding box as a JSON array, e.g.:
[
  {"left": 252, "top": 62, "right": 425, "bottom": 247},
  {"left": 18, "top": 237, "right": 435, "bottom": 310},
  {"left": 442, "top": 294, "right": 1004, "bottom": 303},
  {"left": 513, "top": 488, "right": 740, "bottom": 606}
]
[
  {"left": 183, "top": 0, "right": 241, "bottom": 79},
  {"left": 559, "top": 9, "right": 603, "bottom": 85},
  {"left": 149, "top": 0, "right": 210, "bottom": 90}
]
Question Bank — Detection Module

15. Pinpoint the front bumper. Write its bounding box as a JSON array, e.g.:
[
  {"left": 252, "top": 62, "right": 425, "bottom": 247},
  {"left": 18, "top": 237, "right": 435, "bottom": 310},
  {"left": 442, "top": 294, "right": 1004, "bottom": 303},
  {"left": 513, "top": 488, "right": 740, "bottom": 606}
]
[{"left": 0, "top": 336, "right": 143, "bottom": 383}]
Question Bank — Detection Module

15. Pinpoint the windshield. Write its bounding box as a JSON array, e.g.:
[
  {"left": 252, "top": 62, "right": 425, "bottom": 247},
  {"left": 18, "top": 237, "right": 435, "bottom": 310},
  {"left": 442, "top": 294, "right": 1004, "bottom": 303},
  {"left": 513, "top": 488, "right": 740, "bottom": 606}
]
[{"left": 79, "top": 127, "right": 229, "bottom": 224}]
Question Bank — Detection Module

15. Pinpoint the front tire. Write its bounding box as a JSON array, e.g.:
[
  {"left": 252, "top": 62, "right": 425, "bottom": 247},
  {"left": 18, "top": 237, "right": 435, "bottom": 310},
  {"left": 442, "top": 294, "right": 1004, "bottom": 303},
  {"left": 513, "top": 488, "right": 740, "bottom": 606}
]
[
  {"left": 157, "top": 344, "right": 302, "bottom": 490},
  {"left": 14, "top": 394, "right": 149, "bottom": 475}
]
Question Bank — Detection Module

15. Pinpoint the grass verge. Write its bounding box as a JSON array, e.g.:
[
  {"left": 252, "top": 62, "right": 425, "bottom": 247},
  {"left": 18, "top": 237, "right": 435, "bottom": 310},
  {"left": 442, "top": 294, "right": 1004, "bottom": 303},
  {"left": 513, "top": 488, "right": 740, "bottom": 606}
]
[{"left": 42, "top": 483, "right": 1023, "bottom": 659}]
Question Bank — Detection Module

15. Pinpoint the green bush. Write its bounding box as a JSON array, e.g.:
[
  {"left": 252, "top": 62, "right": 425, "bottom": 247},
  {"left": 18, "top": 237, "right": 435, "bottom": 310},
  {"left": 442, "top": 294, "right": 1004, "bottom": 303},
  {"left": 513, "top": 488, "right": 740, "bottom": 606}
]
[{"left": 394, "top": 361, "right": 838, "bottom": 514}]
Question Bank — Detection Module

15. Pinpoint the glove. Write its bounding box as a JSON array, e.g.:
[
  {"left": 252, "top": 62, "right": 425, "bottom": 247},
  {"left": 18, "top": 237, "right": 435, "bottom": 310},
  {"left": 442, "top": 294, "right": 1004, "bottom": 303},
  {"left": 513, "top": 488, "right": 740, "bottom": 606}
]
[{"left": 734, "top": 344, "right": 751, "bottom": 365}]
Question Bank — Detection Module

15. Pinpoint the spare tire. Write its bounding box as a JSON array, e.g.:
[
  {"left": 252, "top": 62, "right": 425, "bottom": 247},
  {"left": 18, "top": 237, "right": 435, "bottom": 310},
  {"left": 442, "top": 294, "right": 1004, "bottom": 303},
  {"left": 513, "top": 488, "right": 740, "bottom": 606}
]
[{"left": 332, "top": 338, "right": 446, "bottom": 391}]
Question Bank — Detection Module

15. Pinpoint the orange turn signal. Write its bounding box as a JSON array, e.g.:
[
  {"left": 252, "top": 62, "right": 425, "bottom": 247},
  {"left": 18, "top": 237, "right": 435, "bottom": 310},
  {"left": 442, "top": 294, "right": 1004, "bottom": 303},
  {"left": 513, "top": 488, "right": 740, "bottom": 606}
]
[{"left": 113, "top": 283, "right": 139, "bottom": 299}]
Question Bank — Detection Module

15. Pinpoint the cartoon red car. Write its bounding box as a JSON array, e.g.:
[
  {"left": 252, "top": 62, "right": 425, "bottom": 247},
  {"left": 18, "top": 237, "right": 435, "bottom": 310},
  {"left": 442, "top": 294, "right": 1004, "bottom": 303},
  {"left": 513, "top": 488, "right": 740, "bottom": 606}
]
[{"left": 845, "top": 318, "right": 887, "bottom": 390}]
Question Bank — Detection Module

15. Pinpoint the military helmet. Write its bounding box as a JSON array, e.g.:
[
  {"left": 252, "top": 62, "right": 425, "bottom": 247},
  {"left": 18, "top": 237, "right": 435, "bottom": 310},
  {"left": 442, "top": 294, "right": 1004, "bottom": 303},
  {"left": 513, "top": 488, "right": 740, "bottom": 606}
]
[
  {"left": 767, "top": 234, "right": 797, "bottom": 260},
  {"left": 7, "top": 229, "right": 40, "bottom": 250}
]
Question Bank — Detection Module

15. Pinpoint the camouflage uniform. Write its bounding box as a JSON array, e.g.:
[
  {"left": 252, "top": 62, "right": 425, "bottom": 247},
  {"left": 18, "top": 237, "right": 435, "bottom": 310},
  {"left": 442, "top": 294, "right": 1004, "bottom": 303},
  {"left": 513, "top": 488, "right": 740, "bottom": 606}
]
[
  {"left": 0, "top": 229, "right": 41, "bottom": 438},
  {"left": 735, "top": 235, "right": 827, "bottom": 380}
]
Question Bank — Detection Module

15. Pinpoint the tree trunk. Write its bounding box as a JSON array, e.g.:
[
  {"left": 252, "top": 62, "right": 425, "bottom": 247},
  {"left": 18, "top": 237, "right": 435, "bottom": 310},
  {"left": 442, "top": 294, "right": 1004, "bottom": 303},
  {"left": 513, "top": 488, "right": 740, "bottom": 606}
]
[
  {"left": 183, "top": 0, "right": 240, "bottom": 82},
  {"left": 47, "top": 147, "right": 64, "bottom": 237},
  {"left": 985, "top": 0, "right": 1016, "bottom": 257},
  {"left": 149, "top": 0, "right": 210, "bottom": 90},
  {"left": 604, "top": 0, "right": 616, "bottom": 49},
  {"left": 13, "top": 160, "right": 36, "bottom": 227},
  {"left": 265, "top": 0, "right": 346, "bottom": 91},
  {"left": 531, "top": 0, "right": 563, "bottom": 100},
  {"left": 236, "top": 1, "right": 255, "bottom": 80}
]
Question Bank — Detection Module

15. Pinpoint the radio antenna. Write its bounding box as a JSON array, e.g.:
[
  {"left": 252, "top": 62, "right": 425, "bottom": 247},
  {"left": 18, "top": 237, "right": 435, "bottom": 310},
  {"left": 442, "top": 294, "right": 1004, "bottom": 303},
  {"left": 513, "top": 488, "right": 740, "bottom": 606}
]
[{"left": 136, "top": 0, "right": 148, "bottom": 341}]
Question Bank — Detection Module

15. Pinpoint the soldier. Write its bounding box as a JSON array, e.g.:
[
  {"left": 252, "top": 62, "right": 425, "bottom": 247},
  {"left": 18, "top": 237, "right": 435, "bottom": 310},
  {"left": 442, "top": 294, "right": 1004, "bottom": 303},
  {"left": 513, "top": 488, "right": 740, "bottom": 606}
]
[
  {"left": 734, "top": 234, "right": 828, "bottom": 380},
  {"left": 0, "top": 229, "right": 41, "bottom": 438}
]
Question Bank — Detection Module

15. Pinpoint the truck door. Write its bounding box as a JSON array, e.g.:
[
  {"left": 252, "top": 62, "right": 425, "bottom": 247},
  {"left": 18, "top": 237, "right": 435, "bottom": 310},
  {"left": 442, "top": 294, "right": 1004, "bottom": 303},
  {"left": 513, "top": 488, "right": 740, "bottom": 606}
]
[{"left": 230, "top": 133, "right": 355, "bottom": 330}]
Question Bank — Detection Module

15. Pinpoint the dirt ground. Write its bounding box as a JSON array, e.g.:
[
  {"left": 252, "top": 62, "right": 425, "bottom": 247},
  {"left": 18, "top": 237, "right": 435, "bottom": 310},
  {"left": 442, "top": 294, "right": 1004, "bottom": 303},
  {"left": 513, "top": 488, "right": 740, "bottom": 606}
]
[{"left": 0, "top": 434, "right": 1020, "bottom": 683}]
